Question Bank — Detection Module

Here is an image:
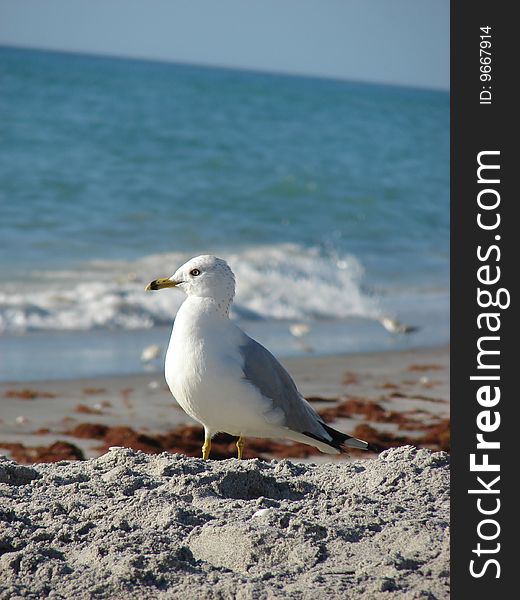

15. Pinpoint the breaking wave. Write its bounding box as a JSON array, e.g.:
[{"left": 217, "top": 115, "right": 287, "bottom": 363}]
[{"left": 0, "top": 244, "right": 381, "bottom": 333}]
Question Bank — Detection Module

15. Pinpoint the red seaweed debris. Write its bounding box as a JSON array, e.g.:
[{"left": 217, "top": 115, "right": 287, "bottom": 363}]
[
  {"left": 62, "top": 414, "right": 451, "bottom": 461},
  {"left": 4, "top": 389, "right": 57, "bottom": 400},
  {"left": 352, "top": 419, "right": 450, "bottom": 453},
  {"left": 0, "top": 441, "right": 85, "bottom": 463}
]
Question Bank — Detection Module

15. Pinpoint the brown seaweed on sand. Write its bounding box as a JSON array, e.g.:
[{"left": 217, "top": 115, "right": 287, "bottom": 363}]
[
  {"left": 4, "top": 389, "right": 57, "bottom": 400},
  {"left": 0, "top": 441, "right": 85, "bottom": 463},
  {"left": 352, "top": 419, "right": 450, "bottom": 453}
]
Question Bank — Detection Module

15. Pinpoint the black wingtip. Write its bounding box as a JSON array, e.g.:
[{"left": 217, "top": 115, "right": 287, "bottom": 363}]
[{"left": 303, "top": 423, "right": 372, "bottom": 453}]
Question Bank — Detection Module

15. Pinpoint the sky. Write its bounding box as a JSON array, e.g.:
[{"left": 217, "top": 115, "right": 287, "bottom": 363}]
[{"left": 0, "top": 0, "right": 449, "bottom": 90}]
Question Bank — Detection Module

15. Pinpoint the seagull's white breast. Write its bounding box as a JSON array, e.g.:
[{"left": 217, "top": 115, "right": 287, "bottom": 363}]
[{"left": 165, "top": 297, "right": 273, "bottom": 435}]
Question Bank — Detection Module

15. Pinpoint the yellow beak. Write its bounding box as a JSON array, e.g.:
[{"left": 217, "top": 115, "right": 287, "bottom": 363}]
[{"left": 145, "top": 278, "right": 178, "bottom": 291}]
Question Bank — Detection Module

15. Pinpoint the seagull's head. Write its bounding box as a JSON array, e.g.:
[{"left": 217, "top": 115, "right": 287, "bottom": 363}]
[{"left": 146, "top": 255, "right": 236, "bottom": 304}]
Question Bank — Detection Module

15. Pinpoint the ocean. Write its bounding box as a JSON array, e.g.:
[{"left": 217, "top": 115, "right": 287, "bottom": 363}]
[{"left": 0, "top": 46, "right": 449, "bottom": 381}]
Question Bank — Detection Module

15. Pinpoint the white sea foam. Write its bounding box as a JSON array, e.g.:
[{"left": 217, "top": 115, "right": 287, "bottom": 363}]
[{"left": 0, "top": 244, "right": 381, "bottom": 333}]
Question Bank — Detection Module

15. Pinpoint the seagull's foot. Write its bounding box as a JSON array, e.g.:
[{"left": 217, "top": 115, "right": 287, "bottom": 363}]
[
  {"left": 236, "top": 436, "right": 245, "bottom": 459},
  {"left": 202, "top": 437, "right": 211, "bottom": 460}
]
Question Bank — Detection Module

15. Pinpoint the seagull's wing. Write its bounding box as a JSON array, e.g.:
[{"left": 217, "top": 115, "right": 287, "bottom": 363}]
[{"left": 239, "top": 334, "right": 368, "bottom": 451}]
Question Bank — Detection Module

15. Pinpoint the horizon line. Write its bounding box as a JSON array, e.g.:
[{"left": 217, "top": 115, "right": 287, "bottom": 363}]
[{"left": 0, "top": 43, "right": 449, "bottom": 94}]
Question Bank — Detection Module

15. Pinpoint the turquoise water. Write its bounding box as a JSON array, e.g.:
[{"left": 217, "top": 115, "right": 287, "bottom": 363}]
[{"left": 0, "top": 47, "right": 449, "bottom": 380}]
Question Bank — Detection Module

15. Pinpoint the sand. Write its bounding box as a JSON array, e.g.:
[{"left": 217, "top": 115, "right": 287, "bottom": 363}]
[
  {"left": 0, "top": 346, "right": 450, "bottom": 597},
  {"left": 0, "top": 445, "right": 449, "bottom": 599}
]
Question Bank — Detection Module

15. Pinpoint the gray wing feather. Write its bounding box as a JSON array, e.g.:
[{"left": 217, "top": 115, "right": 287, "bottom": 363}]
[{"left": 240, "top": 335, "right": 329, "bottom": 439}]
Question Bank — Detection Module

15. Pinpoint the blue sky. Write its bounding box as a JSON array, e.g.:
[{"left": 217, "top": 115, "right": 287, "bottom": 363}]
[{"left": 0, "top": 0, "right": 449, "bottom": 90}]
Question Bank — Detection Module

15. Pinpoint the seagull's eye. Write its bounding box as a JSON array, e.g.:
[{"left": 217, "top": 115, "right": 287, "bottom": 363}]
[{"left": 190, "top": 269, "right": 201, "bottom": 277}]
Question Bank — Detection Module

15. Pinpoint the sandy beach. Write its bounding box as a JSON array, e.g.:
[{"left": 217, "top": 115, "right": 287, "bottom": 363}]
[
  {"left": 1, "top": 345, "right": 450, "bottom": 598},
  {"left": 0, "top": 345, "right": 449, "bottom": 463}
]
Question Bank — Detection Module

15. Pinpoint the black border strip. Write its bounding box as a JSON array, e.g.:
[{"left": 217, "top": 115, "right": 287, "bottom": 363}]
[{"left": 451, "top": 2, "right": 515, "bottom": 596}]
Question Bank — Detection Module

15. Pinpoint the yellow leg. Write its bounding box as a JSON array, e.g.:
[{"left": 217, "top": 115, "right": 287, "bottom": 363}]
[
  {"left": 202, "top": 435, "right": 211, "bottom": 460},
  {"left": 236, "top": 436, "right": 245, "bottom": 459}
]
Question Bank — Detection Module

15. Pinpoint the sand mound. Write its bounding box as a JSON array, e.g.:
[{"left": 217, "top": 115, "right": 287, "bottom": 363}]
[{"left": 0, "top": 446, "right": 449, "bottom": 599}]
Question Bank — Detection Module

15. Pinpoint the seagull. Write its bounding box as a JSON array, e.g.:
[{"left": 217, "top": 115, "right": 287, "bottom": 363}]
[
  {"left": 379, "top": 316, "right": 419, "bottom": 335},
  {"left": 289, "top": 323, "right": 311, "bottom": 338},
  {"left": 146, "top": 255, "right": 369, "bottom": 460},
  {"left": 140, "top": 344, "right": 162, "bottom": 363}
]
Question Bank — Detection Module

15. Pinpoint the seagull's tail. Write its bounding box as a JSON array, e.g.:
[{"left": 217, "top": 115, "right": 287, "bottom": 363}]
[
  {"left": 300, "top": 423, "right": 376, "bottom": 453},
  {"left": 320, "top": 423, "right": 374, "bottom": 452}
]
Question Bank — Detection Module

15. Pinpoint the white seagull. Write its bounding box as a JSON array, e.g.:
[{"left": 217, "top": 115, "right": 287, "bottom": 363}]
[{"left": 146, "top": 255, "right": 369, "bottom": 459}]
